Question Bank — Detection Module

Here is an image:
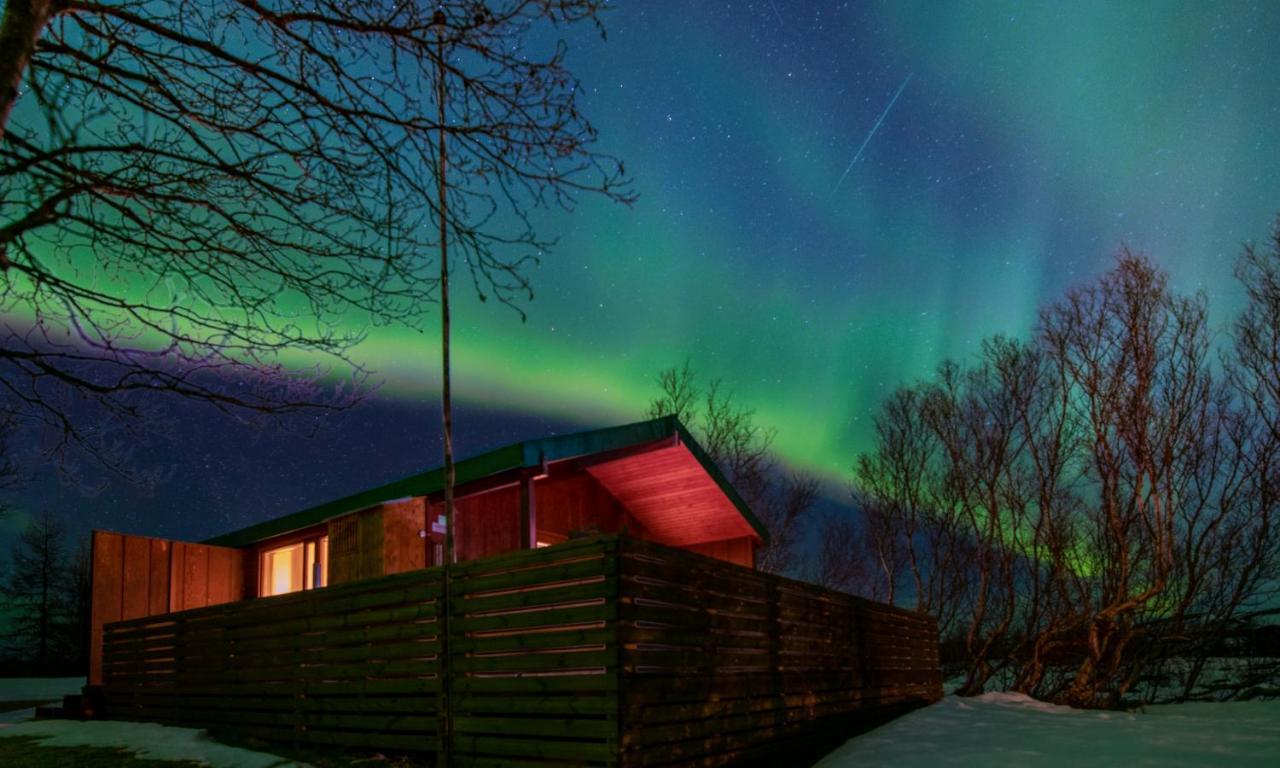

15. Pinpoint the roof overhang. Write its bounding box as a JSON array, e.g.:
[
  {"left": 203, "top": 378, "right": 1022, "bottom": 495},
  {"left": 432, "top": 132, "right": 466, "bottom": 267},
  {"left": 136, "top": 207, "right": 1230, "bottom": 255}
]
[{"left": 585, "top": 442, "right": 763, "bottom": 546}]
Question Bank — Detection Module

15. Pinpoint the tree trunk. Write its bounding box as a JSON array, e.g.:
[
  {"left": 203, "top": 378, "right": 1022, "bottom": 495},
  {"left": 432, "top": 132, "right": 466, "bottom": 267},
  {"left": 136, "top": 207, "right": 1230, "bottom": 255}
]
[{"left": 0, "top": 0, "right": 56, "bottom": 143}]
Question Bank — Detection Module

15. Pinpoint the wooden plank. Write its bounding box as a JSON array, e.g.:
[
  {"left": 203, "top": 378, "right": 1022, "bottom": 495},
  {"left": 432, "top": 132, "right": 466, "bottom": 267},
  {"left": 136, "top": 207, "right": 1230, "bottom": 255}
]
[
  {"left": 90, "top": 531, "right": 124, "bottom": 685},
  {"left": 148, "top": 539, "right": 170, "bottom": 616},
  {"left": 182, "top": 543, "right": 208, "bottom": 609},
  {"left": 121, "top": 536, "right": 153, "bottom": 621},
  {"left": 383, "top": 498, "right": 428, "bottom": 575}
]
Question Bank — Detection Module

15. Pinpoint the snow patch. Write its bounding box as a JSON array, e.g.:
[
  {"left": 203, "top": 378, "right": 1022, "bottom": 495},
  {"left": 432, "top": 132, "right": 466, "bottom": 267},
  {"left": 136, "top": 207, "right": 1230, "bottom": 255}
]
[
  {"left": 815, "top": 694, "right": 1280, "bottom": 767},
  {"left": 970, "top": 691, "right": 1077, "bottom": 714},
  {"left": 0, "top": 719, "right": 309, "bottom": 767}
]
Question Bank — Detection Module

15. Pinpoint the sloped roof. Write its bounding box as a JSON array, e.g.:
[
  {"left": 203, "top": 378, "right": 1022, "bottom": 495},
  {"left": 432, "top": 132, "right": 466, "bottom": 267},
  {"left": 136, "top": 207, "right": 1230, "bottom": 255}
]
[{"left": 204, "top": 416, "right": 768, "bottom": 548}]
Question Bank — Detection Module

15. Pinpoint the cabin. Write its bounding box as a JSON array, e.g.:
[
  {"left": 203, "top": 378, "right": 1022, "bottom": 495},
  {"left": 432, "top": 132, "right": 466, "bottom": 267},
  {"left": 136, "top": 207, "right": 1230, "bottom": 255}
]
[
  {"left": 90, "top": 417, "right": 766, "bottom": 681},
  {"left": 212, "top": 412, "right": 765, "bottom": 581},
  {"left": 88, "top": 417, "right": 942, "bottom": 766}
]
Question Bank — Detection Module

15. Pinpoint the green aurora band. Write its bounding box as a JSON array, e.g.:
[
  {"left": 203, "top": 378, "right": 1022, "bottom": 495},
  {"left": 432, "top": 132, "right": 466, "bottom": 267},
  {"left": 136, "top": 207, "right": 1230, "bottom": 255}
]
[
  {"left": 8, "top": 2, "right": 1280, "bottom": 484},
  {"left": 361, "top": 2, "right": 1280, "bottom": 480}
]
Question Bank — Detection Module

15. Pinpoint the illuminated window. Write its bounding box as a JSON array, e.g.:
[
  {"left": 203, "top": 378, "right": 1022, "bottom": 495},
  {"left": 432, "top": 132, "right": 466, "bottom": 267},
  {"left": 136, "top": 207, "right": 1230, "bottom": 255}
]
[{"left": 260, "top": 536, "right": 328, "bottom": 597}]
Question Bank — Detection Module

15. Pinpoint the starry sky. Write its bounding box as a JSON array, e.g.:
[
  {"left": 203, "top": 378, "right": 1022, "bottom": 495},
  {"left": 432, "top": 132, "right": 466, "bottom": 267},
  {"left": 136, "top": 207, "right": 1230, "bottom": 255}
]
[{"left": 5, "top": 0, "right": 1280, "bottom": 547}]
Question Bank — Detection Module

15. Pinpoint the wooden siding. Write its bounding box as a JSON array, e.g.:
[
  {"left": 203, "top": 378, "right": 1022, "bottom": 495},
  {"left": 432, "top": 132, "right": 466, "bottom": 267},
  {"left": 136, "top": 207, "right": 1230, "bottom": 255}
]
[
  {"left": 455, "top": 484, "right": 521, "bottom": 561},
  {"left": 98, "top": 535, "right": 940, "bottom": 765},
  {"left": 326, "top": 499, "right": 428, "bottom": 586},
  {"left": 90, "top": 531, "right": 245, "bottom": 685},
  {"left": 616, "top": 539, "right": 941, "bottom": 767},
  {"left": 327, "top": 507, "right": 385, "bottom": 585},
  {"left": 534, "top": 472, "right": 624, "bottom": 536},
  {"left": 682, "top": 537, "right": 755, "bottom": 568},
  {"left": 384, "top": 498, "right": 429, "bottom": 574},
  {"left": 101, "top": 567, "right": 443, "bottom": 753}
]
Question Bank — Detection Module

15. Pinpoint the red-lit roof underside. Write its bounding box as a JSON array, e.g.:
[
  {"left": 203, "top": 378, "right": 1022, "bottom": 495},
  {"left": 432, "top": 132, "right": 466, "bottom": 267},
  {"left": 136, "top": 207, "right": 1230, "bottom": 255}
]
[{"left": 585, "top": 443, "right": 761, "bottom": 547}]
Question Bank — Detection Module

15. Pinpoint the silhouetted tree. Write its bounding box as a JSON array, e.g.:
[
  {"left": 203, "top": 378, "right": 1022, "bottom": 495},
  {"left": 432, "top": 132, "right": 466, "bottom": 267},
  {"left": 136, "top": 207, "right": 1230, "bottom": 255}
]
[
  {"left": 647, "top": 360, "right": 819, "bottom": 574},
  {"left": 1, "top": 2, "right": 628, "bottom": 491},
  {"left": 851, "top": 236, "right": 1280, "bottom": 708},
  {"left": 1, "top": 509, "right": 67, "bottom": 670},
  {"left": 63, "top": 535, "right": 92, "bottom": 672}
]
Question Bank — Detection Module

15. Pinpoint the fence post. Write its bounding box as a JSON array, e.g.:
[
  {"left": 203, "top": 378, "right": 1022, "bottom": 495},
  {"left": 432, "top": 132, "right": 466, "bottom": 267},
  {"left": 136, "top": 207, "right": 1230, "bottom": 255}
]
[
  {"left": 440, "top": 561, "right": 453, "bottom": 767},
  {"left": 766, "top": 576, "right": 784, "bottom": 736}
]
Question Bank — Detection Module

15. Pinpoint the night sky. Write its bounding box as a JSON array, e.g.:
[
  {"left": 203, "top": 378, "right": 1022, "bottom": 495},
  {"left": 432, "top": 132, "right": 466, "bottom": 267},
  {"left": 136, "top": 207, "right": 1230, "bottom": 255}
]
[{"left": 5, "top": 1, "right": 1280, "bottom": 549}]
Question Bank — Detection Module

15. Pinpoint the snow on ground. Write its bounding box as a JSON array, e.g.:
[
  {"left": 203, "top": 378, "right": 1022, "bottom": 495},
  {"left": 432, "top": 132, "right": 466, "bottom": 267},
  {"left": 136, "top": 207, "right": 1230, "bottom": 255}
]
[
  {"left": 815, "top": 692, "right": 1280, "bottom": 767},
  {"left": 0, "top": 677, "right": 84, "bottom": 704},
  {"left": 0, "top": 720, "right": 310, "bottom": 767}
]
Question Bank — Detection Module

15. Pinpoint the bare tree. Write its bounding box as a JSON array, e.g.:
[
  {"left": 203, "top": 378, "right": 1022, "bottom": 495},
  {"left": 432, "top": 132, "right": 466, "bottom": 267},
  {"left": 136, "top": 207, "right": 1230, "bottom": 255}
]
[
  {"left": 809, "top": 509, "right": 893, "bottom": 601},
  {"left": 648, "top": 361, "right": 819, "bottom": 574},
  {"left": 0, "top": 405, "right": 19, "bottom": 501},
  {"left": 852, "top": 244, "right": 1280, "bottom": 707},
  {"left": 853, "top": 386, "right": 966, "bottom": 630},
  {"left": 1, "top": 1, "right": 629, "bottom": 490}
]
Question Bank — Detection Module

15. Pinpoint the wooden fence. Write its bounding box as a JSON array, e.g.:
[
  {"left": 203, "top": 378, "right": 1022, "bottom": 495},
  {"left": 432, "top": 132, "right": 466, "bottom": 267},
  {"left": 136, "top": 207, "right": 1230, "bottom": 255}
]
[
  {"left": 101, "top": 567, "right": 443, "bottom": 752},
  {"left": 617, "top": 539, "right": 940, "bottom": 766},
  {"left": 90, "top": 531, "right": 246, "bottom": 685},
  {"left": 100, "top": 535, "right": 940, "bottom": 765}
]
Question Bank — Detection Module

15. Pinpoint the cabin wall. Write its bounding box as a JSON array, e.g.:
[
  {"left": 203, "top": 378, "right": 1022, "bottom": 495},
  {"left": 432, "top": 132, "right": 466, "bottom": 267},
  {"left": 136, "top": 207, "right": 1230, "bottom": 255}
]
[
  {"left": 454, "top": 485, "right": 520, "bottom": 561},
  {"left": 449, "top": 470, "right": 661, "bottom": 560},
  {"left": 90, "top": 531, "right": 245, "bottom": 685},
  {"left": 683, "top": 536, "right": 756, "bottom": 568},
  {"left": 534, "top": 471, "right": 625, "bottom": 539},
  {"left": 326, "top": 498, "right": 428, "bottom": 585},
  {"left": 327, "top": 507, "right": 383, "bottom": 585},
  {"left": 440, "top": 468, "right": 739, "bottom": 563},
  {"left": 382, "top": 498, "right": 428, "bottom": 575}
]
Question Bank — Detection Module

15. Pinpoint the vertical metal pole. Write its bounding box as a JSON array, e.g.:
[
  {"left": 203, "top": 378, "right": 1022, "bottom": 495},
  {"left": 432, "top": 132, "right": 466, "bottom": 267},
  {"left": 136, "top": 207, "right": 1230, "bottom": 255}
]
[
  {"left": 434, "top": 13, "right": 454, "bottom": 766},
  {"left": 437, "top": 20, "right": 455, "bottom": 572}
]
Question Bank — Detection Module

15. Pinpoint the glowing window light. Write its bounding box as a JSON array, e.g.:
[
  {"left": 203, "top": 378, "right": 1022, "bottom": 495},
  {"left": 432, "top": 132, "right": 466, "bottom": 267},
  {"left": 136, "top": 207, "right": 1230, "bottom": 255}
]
[{"left": 259, "top": 536, "right": 328, "bottom": 597}]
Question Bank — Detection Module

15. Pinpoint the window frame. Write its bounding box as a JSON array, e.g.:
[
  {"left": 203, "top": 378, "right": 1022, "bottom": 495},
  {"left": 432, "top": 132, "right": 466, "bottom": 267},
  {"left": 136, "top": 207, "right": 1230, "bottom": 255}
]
[{"left": 254, "top": 525, "right": 330, "bottom": 598}]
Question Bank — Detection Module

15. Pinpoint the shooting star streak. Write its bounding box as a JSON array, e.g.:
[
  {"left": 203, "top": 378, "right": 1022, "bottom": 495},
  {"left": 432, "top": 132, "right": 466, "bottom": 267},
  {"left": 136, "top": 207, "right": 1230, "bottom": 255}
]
[{"left": 831, "top": 73, "right": 913, "bottom": 196}]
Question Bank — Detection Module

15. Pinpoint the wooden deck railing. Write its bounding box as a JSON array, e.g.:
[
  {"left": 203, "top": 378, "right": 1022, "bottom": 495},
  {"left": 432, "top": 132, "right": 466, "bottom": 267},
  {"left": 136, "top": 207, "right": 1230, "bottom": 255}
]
[{"left": 100, "top": 535, "right": 941, "bottom": 766}]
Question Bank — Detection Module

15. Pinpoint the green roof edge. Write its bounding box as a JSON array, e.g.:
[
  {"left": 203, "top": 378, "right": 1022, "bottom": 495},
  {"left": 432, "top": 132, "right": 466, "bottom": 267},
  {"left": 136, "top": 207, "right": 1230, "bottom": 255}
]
[{"left": 204, "top": 416, "right": 769, "bottom": 549}]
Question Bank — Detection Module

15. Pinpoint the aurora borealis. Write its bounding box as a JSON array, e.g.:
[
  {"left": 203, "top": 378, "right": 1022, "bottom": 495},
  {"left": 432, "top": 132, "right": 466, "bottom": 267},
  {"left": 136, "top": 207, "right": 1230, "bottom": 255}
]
[
  {"left": 382, "top": 1, "right": 1280, "bottom": 475},
  {"left": 6, "top": 0, "right": 1280, "bottom": 543}
]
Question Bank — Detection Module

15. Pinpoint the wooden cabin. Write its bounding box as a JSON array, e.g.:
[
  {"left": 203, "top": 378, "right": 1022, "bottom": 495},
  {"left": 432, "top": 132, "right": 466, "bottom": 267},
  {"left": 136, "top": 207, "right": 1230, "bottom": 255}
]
[
  {"left": 89, "top": 416, "right": 768, "bottom": 684},
  {"left": 89, "top": 416, "right": 945, "bottom": 765}
]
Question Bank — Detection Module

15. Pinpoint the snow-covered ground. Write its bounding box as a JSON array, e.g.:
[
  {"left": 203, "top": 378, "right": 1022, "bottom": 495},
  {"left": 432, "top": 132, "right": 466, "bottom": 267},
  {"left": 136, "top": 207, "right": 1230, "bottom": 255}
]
[
  {"left": 816, "top": 692, "right": 1280, "bottom": 767},
  {"left": 0, "top": 677, "right": 307, "bottom": 766},
  {"left": 0, "top": 719, "right": 310, "bottom": 767}
]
